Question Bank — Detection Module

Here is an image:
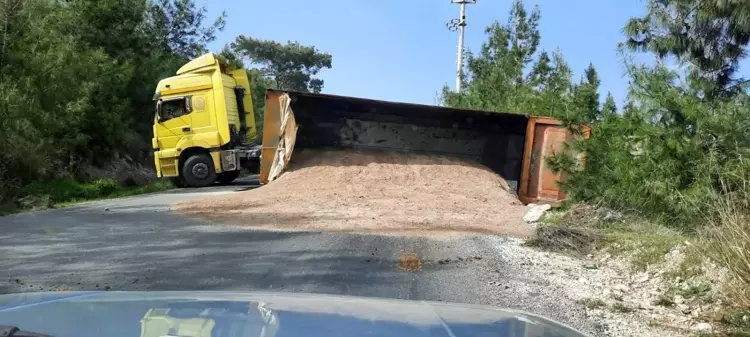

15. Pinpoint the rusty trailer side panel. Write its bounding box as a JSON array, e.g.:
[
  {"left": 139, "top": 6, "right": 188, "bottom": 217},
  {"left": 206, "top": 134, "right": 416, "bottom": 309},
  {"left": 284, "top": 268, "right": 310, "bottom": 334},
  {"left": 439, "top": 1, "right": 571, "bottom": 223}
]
[{"left": 518, "top": 117, "right": 590, "bottom": 205}]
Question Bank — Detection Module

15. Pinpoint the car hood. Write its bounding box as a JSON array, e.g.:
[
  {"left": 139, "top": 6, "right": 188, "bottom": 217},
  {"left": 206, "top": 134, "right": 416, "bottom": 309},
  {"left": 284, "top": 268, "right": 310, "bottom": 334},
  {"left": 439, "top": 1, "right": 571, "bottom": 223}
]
[{"left": 0, "top": 291, "right": 587, "bottom": 337}]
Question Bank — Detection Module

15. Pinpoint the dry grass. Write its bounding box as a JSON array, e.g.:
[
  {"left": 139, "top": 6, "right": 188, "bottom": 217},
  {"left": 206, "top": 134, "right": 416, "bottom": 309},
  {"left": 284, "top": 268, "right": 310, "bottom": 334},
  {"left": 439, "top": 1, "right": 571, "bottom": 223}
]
[
  {"left": 525, "top": 226, "right": 601, "bottom": 254},
  {"left": 529, "top": 204, "right": 684, "bottom": 265},
  {"left": 707, "top": 188, "right": 750, "bottom": 310}
]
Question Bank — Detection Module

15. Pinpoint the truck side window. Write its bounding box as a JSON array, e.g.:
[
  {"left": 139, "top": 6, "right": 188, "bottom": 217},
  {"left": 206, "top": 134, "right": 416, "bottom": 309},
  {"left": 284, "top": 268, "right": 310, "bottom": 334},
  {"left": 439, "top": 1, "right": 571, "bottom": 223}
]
[{"left": 159, "top": 98, "right": 191, "bottom": 122}]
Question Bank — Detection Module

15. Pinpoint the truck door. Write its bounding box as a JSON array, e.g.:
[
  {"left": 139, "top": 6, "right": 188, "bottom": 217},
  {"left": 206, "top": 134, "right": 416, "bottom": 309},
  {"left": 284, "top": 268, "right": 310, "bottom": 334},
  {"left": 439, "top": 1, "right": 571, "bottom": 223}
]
[{"left": 155, "top": 97, "right": 192, "bottom": 151}]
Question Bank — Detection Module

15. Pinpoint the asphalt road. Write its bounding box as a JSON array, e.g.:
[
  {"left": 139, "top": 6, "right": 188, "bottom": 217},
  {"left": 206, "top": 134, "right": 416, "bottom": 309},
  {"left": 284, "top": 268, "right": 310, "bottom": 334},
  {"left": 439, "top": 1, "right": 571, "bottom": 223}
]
[{"left": 0, "top": 178, "right": 598, "bottom": 334}]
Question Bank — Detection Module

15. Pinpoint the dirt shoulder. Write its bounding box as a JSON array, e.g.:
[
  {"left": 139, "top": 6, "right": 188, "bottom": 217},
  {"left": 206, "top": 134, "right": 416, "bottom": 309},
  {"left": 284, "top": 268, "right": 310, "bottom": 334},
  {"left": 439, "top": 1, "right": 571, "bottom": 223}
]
[
  {"left": 486, "top": 236, "right": 684, "bottom": 337},
  {"left": 523, "top": 204, "right": 750, "bottom": 336}
]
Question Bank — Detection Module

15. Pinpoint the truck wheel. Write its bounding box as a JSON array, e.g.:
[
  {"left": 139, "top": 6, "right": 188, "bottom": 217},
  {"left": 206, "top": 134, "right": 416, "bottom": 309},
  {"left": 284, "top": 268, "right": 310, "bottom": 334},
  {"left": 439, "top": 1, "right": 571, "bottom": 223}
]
[
  {"left": 217, "top": 170, "right": 241, "bottom": 185},
  {"left": 182, "top": 154, "right": 217, "bottom": 187}
]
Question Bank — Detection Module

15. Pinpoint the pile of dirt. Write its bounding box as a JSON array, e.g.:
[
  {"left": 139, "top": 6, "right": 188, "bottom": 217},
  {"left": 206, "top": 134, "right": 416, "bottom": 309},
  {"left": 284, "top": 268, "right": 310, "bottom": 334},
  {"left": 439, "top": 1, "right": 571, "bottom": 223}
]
[{"left": 175, "top": 149, "right": 532, "bottom": 237}]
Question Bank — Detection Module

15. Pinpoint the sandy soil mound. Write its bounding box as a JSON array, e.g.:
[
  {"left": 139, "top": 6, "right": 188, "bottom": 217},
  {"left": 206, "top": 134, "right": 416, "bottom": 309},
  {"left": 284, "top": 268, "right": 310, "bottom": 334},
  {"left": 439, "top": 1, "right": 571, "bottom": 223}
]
[{"left": 175, "top": 149, "right": 532, "bottom": 237}]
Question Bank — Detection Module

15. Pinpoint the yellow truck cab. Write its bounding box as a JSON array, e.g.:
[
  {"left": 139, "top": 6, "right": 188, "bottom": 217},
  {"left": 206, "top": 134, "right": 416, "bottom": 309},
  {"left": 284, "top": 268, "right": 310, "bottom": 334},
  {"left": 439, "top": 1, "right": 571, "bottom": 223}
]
[{"left": 152, "top": 53, "right": 261, "bottom": 187}]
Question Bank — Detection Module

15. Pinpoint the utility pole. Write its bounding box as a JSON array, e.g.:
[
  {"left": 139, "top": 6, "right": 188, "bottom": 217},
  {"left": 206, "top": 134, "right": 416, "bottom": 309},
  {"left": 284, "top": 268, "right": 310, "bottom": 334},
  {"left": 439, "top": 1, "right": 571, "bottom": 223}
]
[{"left": 447, "top": 0, "right": 476, "bottom": 92}]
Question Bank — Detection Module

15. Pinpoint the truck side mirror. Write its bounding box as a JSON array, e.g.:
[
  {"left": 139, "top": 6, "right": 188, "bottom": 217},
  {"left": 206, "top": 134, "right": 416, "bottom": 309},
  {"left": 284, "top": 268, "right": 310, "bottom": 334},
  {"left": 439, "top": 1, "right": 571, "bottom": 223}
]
[
  {"left": 185, "top": 97, "right": 193, "bottom": 113},
  {"left": 155, "top": 101, "right": 162, "bottom": 122}
]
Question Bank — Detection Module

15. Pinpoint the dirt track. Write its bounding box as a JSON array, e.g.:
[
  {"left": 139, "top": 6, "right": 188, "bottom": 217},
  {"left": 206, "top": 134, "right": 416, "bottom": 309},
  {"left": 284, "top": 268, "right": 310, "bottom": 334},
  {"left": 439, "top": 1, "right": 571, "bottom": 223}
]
[{"left": 175, "top": 149, "right": 532, "bottom": 237}]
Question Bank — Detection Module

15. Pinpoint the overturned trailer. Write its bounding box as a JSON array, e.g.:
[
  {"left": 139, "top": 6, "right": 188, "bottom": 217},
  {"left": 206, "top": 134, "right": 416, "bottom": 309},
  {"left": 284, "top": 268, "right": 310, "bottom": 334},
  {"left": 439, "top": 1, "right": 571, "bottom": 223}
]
[{"left": 259, "top": 90, "right": 587, "bottom": 205}]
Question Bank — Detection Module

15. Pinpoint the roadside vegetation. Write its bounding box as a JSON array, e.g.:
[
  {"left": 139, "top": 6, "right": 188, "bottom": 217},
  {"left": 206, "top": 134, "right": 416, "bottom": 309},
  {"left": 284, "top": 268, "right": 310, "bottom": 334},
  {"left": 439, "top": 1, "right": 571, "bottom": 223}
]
[
  {"left": 0, "top": 179, "right": 172, "bottom": 216},
  {"left": 442, "top": 0, "right": 750, "bottom": 334},
  {"left": 0, "top": 0, "right": 332, "bottom": 211}
]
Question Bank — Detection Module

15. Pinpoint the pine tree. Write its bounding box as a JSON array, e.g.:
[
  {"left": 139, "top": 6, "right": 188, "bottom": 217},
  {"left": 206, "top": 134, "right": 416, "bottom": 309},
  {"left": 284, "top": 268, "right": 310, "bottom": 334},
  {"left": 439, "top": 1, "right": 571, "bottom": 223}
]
[
  {"left": 582, "top": 64, "right": 601, "bottom": 121},
  {"left": 231, "top": 37, "right": 332, "bottom": 93},
  {"left": 624, "top": 0, "right": 750, "bottom": 95},
  {"left": 601, "top": 93, "right": 617, "bottom": 117},
  {"left": 441, "top": 0, "right": 578, "bottom": 119},
  {"left": 532, "top": 50, "right": 574, "bottom": 119}
]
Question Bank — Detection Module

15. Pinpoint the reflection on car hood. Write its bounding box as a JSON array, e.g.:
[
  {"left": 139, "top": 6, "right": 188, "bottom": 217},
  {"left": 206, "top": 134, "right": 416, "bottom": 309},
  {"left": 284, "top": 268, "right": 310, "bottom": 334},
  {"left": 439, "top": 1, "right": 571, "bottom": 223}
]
[{"left": 0, "top": 291, "right": 587, "bottom": 337}]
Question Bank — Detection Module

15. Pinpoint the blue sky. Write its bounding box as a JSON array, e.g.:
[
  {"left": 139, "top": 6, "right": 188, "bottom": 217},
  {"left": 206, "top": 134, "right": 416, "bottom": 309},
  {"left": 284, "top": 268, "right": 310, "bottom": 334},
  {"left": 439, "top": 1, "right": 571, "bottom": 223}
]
[{"left": 205, "top": 0, "right": 649, "bottom": 107}]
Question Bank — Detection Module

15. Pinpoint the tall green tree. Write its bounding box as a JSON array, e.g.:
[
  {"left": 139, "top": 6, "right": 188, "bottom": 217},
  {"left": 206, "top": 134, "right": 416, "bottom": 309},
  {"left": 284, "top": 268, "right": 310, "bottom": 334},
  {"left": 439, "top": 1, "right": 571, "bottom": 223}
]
[
  {"left": 571, "top": 63, "right": 601, "bottom": 123},
  {"left": 624, "top": 0, "right": 750, "bottom": 95},
  {"left": 601, "top": 92, "right": 617, "bottom": 117},
  {"left": 531, "top": 50, "right": 574, "bottom": 119},
  {"left": 147, "top": 0, "right": 226, "bottom": 60},
  {"left": 441, "top": 0, "right": 578, "bottom": 121},
  {"left": 441, "top": 0, "right": 542, "bottom": 112},
  {"left": 0, "top": 0, "right": 225, "bottom": 200},
  {"left": 231, "top": 37, "right": 332, "bottom": 93},
  {"left": 129, "top": 0, "right": 226, "bottom": 138}
]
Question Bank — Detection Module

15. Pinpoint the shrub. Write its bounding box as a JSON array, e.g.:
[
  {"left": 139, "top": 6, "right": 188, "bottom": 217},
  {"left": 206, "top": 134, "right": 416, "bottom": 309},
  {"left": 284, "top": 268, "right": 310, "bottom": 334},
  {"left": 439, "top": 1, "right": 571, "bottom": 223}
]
[{"left": 554, "top": 64, "right": 750, "bottom": 229}]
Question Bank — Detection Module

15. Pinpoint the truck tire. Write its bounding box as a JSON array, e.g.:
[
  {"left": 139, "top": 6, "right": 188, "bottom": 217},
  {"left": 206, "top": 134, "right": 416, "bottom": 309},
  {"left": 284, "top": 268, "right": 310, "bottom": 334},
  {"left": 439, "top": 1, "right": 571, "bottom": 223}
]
[
  {"left": 217, "top": 170, "right": 240, "bottom": 185},
  {"left": 182, "top": 154, "right": 217, "bottom": 187}
]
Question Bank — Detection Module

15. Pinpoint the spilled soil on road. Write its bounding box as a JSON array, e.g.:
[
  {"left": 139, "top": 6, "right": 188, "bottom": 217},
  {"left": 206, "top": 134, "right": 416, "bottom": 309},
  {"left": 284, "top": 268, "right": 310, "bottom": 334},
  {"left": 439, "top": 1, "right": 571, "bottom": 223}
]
[{"left": 175, "top": 148, "right": 531, "bottom": 237}]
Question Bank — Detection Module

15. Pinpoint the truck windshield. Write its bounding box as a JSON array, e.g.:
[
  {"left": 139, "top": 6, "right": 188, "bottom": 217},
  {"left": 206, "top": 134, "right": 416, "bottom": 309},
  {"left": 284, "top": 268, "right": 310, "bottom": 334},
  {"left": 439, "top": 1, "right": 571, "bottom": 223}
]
[{"left": 158, "top": 99, "right": 188, "bottom": 122}]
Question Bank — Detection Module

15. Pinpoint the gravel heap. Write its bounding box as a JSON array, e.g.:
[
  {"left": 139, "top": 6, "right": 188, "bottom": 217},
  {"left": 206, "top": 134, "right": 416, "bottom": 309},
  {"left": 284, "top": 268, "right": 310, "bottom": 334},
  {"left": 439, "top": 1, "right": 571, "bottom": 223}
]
[{"left": 176, "top": 148, "right": 531, "bottom": 237}]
